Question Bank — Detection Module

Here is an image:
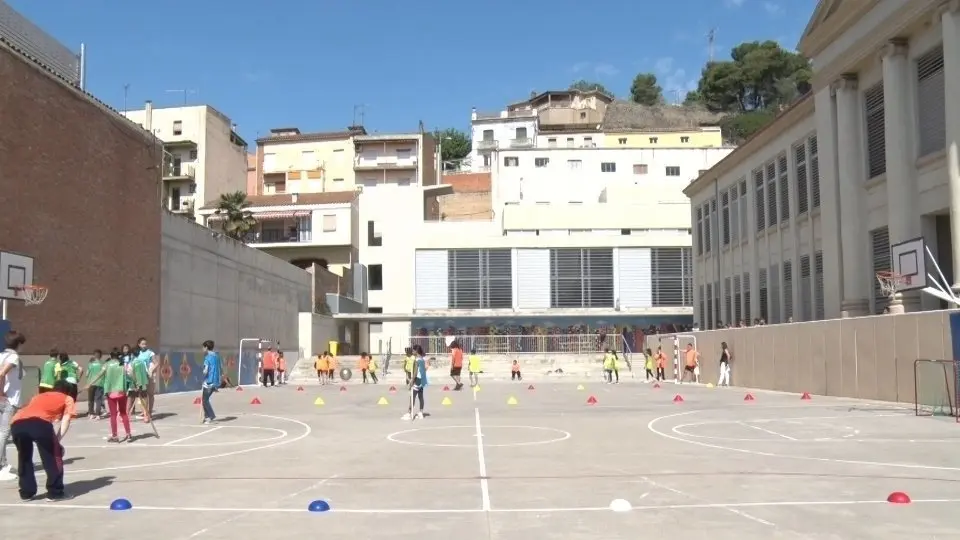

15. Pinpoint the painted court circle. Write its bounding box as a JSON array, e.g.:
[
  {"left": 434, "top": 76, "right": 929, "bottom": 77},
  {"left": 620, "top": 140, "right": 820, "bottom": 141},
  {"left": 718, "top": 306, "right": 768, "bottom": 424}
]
[{"left": 387, "top": 425, "right": 571, "bottom": 448}]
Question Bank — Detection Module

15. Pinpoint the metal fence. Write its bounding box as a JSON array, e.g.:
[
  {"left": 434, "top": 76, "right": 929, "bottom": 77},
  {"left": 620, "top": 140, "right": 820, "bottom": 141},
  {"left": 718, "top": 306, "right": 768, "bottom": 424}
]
[{"left": 407, "top": 333, "right": 631, "bottom": 357}]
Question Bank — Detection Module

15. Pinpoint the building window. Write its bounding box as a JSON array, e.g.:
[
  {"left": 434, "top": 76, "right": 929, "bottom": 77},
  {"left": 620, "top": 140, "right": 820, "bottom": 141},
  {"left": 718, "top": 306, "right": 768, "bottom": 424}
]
[
  {"left": 809, "top": 136, "right": 820, "bottom": 208},
  {"left": 579, "top": 111, "right": 587, "bottom": 119},
  {"left": 651, "top": 247, "right": 692, "bottom": 307},
  {"left": 618, "top": 138, "right": 627, "bottom": 145},
  {"left": 549, "top": 248, "right": 614, "bottom": 308},
  {"left": 367, "top": 220, "right": 382, "bottom": 246},
  {"left": 665, "top": 166, "right": 680, "bottom": 176},
  {"left": 743, "top": 272, "right": 751, "bottom": 322},
  {"left": 758, "top": 268, "right": 769, "bottom": 322},
  {"left": 681, "top": 136, "right": 690, "bottom": 143},
  {"left": 189, "top": 149, "right": 198, "bottom": 160},
  {"left": 733, "top": 275, "right": 742, "bottom": 323},
  {"left": 535, "top": 157, "right": 549, "bottom": 168},
  {"left": 729, "top": 185, "right": 739, "bottom": 243},
  {"left": 917, "top": 45, "right": 946, "bottom": 156},
  {"left": 698, "top": 285, "right": 705, "bottom": 328},
  {"left": 814, "top": 251, "right": 824, "bottom": 320},
  {"left": 783, "top": 260, "right": 793, "bottom": 321},
  {"left": 724, "top": 277, "right": 732, "bottom": 324},
  {"left": 369, "top": 264, "right": 383, "bottom": 291},
  {"left": 322, "top": 215, "right": 336, "bottom": 232},
  {"left": 795, "top": 142, "right": 809, "bottom": 215},
  {"left": 547, "top": 138, "right": 557, "bottom": 147},
  {"left": 584, "top": 136, "right": 593, "bottom": 146},
  {"left": 633, "top": 164, "right": 648, "bottom": 175},
  {"left": 703, "top": 202, "right": 712, "bottom": 253},
  {"left": 799, "top": 255, "right": 812, "bottom": 321},
  {"left": 173, "top": 121, "right": 182, "bottom": 135},
  {"left": 871, "top": 226, "right": 891, "bottom": 313},
  {"left": 864, "top": 82, "right": 886, "bottom": 179},
  {"left": 765, "top": 161, "right": 778, "bottom": 227},
  {"left": 448, "top": 249, "right": 513, "bottom": 309},
  {"left": 778, "top": 153, "right": 789, "bottom": 222},
  {"left": 333, "top": 177, "right": 344, "bottom": 182},
  {"left": 695, "top": 207, "right": 703, "bottom": 256},
  {"left": 367, "top": 307, "right": 383, "bottom": 313},
  {"left": 504, "top": 156, "right": 519, "bottom": 167},
  {"left": 600, "top": 162, "right": 616, "bottom": 173},
  {"left": 649, "top": 137, "right": 659, "bottom": 144},
  {"left": 568, "top": 159, "right": 582, "bottom": 170},
  {"left": 482, "top": 129, "right": 494, "bottom": 140},
  {"left": 566, "top": 137, "right": 575, "bottom": 147},
  {"left": 263, "top": 153, "right": 276, "bottom": 171},
  {"left": 769, "top": 263, "right": 781, "bottom": 324},
  {"left": 721, "top": 190, "right": 730, "bottom": 246},
  {"left": 515, "top": 127, "right": 528, "bottom": 139},
  {"left": 301, "top": 150, "right": 316, "bottom": 169}
]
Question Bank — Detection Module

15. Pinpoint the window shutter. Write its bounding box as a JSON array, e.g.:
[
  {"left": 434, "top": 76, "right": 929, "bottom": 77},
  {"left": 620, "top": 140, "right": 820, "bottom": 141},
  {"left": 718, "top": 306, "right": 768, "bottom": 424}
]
[
  {"left": 706, "top": 283, "right": 714, "bottom": 329},
  {"left": 698, "top": 285, "right": 705, "bottom": 329},
  {"left": 695, "top": 207, "right": 703, "bottom": 256},
  {"left": 778, "top": 154, "right": 789, "bottom": 222},
  {"left": 730, "top": 187, "right": 740, "bottom": 243},
  {"left": 871, "top": 227, "right": 891, "bottom": 313},
  {"left": 917, "top": 45, "right": 946, "bottom": 156},
  {"left": 415, "top": 250, "right": 449, "bottom": 309},
  {"left": 800, "top": 255, "right": 812, "bottom": 321},
  {"left": 783, "top": 260, "right": 793, "bottom": 321},
  {"left": 864, "top": 83, "right": 886, "bottom": 179},
  {"left": 515, "top": 249, "right": 550, "bottom": 309},
  {"left": 739, "top": 180, "right": 748, "bottom": 239},
  {"left": 617, "top": 248, "right": 652, "bottom": 308},
  {"left": 682, "top": 248, "right": 693, "bottom": 306},
  {"left": 652, "top": 247, "right": 687, "bottom": 307},
  {"left": 724, "top": 277, "right": 732, "bottom": 325},
  {"left": 809, "top": 136, "right": 820, "bottom": 208},
  {"left": 795, "top": 142, "right": 809, "bottom": 215},
  {"left": 769, "top": 263, "right": 781, "bottom": 324},
  {"left": 743, "top": 272, "right": 752, "bottom": 322},
  {"left": 733, "top": 275, "right": 742, "bottom": 323},
  {"left": 765, "top": 162, "right": 778, "bottom": 227},
  {"left": 758, "top": 268, "right": 768, "bottom": 321},
  {"left": 754, "top": 170, "right": 765, "bottom": 232},
  {"left": 814, "top": 251, "right": 825, "bottom": 320},
  {"left": 703, "top": 203, "right": 712, "bottom": 253},
  {"left": 721, "top": 191, "right": 730, "bottom": 246}
]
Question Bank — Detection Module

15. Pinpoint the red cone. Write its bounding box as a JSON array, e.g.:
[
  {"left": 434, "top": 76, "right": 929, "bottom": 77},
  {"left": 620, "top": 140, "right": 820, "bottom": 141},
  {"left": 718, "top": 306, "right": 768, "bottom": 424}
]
[
  {"left": 673, "top": 394, "right": 684, "bottom": 403},
  {"left": 653, "top": 383, "right": 661, "bottom": 389},
  {"left": 801, "top": 392, "right": 812, "bottom": 400},
  {"left": 527, "top": 384, "right": 535, "bottom": 390},
  {"left": 887, "top": 492, "right": 911, "bottom": 504},
  {"left": 296, "top": 386, "right": 304, "bottom": 392},
  {"left": 388, "top": 385, "right": 397, "bottom": 393},
  {"left": 586, "top": 395, "right": 598, "bottom": 405},
  {"left": 193, "top": 397, "right": 201, "bottom": 405},
  {"left": 442, "top": 385, "right": 450, "bottom": 391},
  {"left": 744, "top": 393, "right": 755, "bottom": 401},
  {"left": 235, "top": 386, "right": 244, "bottom": 392},
  {"left": 340, "top": 386, "right": 347, "bottom": 392},
  {"left": 250, "top": 397, "right": 262, "bottom": 405}
]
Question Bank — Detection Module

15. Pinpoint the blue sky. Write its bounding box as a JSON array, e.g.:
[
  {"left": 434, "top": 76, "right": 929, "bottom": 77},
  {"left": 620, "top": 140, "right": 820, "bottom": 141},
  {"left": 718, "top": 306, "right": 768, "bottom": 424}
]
[{"left": 10, "top": 0, "right": 817, "bottom": 145}]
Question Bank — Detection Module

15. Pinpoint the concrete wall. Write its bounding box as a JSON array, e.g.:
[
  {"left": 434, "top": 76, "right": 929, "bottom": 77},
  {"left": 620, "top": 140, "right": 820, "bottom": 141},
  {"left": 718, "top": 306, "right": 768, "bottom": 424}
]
[
  {"left": 160, "top": 212, "right": 311, "bottom": 356},
  {"left": 297, "top": 312, "right": 338, "bottom": 360},
  {"left": 675, "top": 310, "right": 957, "bottom": 404}
]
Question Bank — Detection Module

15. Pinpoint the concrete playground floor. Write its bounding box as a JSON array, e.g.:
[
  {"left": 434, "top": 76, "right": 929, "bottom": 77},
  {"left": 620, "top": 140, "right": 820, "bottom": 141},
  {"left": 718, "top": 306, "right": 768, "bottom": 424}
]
[{"left": 1, "top": 379, "right": 960, "bottom": 539}]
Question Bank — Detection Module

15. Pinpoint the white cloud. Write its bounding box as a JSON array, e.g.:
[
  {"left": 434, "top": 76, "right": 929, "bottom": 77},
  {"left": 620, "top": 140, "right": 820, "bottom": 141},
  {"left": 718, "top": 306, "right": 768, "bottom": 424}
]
[
  {"left": 763, "top": 1, "right": 783, "bottom": 16},
  {"left": 651, "top": 57, "right": 697, "bottom": 104}
]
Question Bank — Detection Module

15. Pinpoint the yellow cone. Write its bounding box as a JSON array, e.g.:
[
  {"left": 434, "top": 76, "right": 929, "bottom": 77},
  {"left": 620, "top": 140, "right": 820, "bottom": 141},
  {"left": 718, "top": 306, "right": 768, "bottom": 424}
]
[
  {"left": 506, "top": 396, "right": 518, "bottom": 405},
  {"left": 706, "top": 383, "right": 715, "bottom": 388},
  {"left": 474, "top": 385, "right": 480, "bottom": 392},
  {"left": 577, "top": 384, "right": 585, "bottom": 390},
  {"left": 314, "top": 397, "right": 325, "bottom": 406},
  {"left": 441, "top": 396, "right": 452, "bottom": 406},
  {"left": 377, "top": 397, "right": 389, "bottom": 405}
]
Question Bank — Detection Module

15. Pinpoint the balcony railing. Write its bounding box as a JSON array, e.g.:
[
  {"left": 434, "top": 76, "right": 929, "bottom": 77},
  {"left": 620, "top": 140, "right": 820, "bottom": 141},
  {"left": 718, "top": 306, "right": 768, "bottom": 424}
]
[
  {"left": 246, "top": 229, "right": 313, "bottom": 244},
  {"left": 509, "top": 138, "right": 534, "bottom": 148},
  {"left": 164, "top": 163, "right": 195, "bottom": 179},
  {"left": 354, "top": 157, "right": 418, "bottom": 170},
  {"left": 476, "top": 140, "right": 498, "bottom": 151}
]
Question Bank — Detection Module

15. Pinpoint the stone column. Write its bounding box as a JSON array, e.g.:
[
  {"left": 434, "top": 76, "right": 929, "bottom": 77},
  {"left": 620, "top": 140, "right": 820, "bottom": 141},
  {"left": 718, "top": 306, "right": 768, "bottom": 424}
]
[
  {"left": 882, "top": 38, "right": 921, "bottom": 313},
  {"left": 813, "top": 87, "right": 843, "bottom": 319},
  {"left": 833, "top": 75, "right": 870, "bottom": 317},
  {"left": 941, "top": 1, "right": 960, "bottom": 293}
]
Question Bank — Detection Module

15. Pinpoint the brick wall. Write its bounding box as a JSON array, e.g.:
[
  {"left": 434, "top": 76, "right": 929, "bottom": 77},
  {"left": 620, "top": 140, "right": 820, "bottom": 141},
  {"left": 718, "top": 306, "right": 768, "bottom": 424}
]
[
  {"left": 0, "top": 44, "right": 162, "bottom": 355},
  {"left": 438, "top": 172, "right": 493, "bottom": 221}
]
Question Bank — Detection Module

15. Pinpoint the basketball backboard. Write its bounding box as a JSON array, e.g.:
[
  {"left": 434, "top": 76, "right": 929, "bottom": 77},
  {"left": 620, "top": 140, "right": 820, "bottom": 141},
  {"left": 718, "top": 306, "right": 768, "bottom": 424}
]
[
  {"left": 890, "top": 237, "right": 927, "bottom": 292},
  {"left": 0, "top": 250, "right": 34, "bottom": 301}
]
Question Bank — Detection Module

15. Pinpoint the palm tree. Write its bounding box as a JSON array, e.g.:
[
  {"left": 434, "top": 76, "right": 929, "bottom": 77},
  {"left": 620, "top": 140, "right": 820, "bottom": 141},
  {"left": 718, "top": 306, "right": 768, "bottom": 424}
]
[{"left": 215, "top": 191, "right": 257, "bottom": 240}]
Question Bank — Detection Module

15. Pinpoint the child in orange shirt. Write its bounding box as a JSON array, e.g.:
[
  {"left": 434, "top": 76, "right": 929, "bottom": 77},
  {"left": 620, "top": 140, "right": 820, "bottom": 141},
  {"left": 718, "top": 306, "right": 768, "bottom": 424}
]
[
  {"left": 315, "top": 353, "right": 329, "bottom": 385},
  {"left": 511, "top": 360, "right": 522, "bottom": 381},
  {"left": 9, "top": 380, "right": 75, "bottom": 501}
]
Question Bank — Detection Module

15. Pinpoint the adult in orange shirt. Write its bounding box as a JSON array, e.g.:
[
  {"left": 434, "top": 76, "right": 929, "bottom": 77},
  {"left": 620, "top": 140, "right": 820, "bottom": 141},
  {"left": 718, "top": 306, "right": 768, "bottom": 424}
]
[
  {"left": 683, "top": 344, "right": 700, "bottom": 383},
  {"left": 449, "top": 342, "right": 464, "bottom": 391},
  {"left": 9, "top": 380, "right": 75, "bottom": 501},
  {"left": 261, "top": 348, "right": 278, "bottom": 387}
]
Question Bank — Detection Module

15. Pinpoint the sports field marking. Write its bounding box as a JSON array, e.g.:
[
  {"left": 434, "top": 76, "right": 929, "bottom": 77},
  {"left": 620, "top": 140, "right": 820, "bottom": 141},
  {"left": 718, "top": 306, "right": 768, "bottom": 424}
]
[
  {"left": 386, "top": 425, "right": 571, "bottom": 448},
  {"left": 474, "top": 408, "right": 491, "bottom": 511},
  {"left": 162, "top": 427, "right": 222, "bottom": 447}
]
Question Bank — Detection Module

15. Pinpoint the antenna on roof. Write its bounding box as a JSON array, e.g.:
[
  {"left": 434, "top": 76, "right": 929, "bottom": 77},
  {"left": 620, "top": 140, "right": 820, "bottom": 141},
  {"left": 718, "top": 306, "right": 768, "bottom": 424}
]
[
  {"left": 166, "top": 89, "right": 198, "bottom": 105},
  {"left": 707, "top": 27, "right": 717, "bottom": 63},
  {"left": 353, "top": 104, "right": 366, "bottom": 127}
]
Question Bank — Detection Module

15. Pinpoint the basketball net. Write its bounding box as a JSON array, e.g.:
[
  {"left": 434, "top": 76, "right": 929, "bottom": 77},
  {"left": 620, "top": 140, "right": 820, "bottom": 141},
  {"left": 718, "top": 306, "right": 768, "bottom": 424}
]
[
  {"left": 14, "top": 285, "right": 48, "bottom": 306},
  {"left": 876, "top": 272, "right": 909, "bottom": 299}
]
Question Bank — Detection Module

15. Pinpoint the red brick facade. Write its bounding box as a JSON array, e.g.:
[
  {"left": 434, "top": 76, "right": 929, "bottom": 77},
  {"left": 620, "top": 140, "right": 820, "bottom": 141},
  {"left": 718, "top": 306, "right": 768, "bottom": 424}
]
[{"left": 0, "top": 44, "right": 162, "bottom": 354}]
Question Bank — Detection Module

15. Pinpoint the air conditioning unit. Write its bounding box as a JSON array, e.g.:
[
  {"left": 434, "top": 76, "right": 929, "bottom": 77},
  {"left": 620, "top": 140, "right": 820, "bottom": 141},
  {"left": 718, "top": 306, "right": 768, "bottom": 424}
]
[{"left": 182, "top": 199, "right": 194, "bottom": 210}]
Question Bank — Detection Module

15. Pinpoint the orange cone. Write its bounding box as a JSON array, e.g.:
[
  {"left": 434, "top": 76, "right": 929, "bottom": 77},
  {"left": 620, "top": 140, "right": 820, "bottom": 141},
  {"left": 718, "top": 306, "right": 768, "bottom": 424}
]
[
  {"left": 193, "top": 397, "right": 201, "bottom": 405},
  {"left": 673, "top": 394, "right": 684, "bottom": 403},
  {"left": 744, "top": 393, "right": 755, "bottom": 401},
  {"left": 586, "top": 395, "right": 598, "bottom": 405},
  {"left": 801, "top": 392, "right": 812, "bottom": 400},
  {"left": 250, "top": 397, "right": 262, "bottom": 405}
]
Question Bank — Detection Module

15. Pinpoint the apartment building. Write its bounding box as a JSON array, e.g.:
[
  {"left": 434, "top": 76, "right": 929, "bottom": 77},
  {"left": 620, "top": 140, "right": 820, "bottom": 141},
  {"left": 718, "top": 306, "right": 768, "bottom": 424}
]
[
  {"left": 245, "top": 153, "right": 257, "bottom": 194},
  {"left": 354, "top": 132, "right": 438, "bottom": 189},
  {"left": 123, "top": 102, "right": 248, "bottom": 219},
  {"left": 469, "top": 89, "right": 613, "bottom": 170},
  {"left": 686, "top": 0, "right": 960, "bottom": 328},
  {"left": 255, "top": 126, "right": 365, "bottom": 195}
]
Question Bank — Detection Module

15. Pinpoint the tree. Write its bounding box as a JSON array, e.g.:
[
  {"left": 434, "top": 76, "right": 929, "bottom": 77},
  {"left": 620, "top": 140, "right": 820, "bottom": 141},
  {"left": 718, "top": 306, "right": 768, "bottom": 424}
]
[
  {"left": 682, "top": 90, "right": 702, "bottom": 106},
  {"left": 692, "top": 40, "right": 811, "bottom": 141},
  {"left": 629, "top": 73, "right": 663, "bottom": 106},
  {"left": 569, "top": 79, "right": 612, "bottom": 96},
  {"left": 215, "top": 191, "right": 257, "bottom": 240},
  {"left": 433, "top": 128, "right": 471, "bottom": 169}
]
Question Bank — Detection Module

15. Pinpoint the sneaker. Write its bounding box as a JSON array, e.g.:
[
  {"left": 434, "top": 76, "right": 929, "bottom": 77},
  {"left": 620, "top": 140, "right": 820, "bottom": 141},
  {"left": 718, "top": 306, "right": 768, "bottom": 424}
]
[
  {"left": 45, "top": 492, "right": 71, "bottom": 502},
  {"left": 401, "top": 413, "right": 412, "bottom": 421},
  {"left": 0, "top": 466, "right": 16, "bottom": 481},
  {"left": 106, "top": 436, "right": 119, "bottom": 443},
  {"left": 414, "top": 411, "right": 424, "bottom": 420}
]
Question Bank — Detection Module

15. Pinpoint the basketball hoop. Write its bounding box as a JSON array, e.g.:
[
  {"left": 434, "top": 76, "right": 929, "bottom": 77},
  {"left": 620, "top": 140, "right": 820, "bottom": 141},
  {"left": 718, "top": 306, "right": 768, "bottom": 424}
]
[
  {"left": 13, "top": 285, "right": 49, "bottom": 306},
  {"left": 876, "top": 271, "right": 910, "bottom": 298}
]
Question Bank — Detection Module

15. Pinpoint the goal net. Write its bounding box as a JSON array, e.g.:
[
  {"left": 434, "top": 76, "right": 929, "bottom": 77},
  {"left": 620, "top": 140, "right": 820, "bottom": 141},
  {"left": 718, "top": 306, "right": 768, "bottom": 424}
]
[{"left": 914, "top": 359, "right": 960, "bottom": 421}]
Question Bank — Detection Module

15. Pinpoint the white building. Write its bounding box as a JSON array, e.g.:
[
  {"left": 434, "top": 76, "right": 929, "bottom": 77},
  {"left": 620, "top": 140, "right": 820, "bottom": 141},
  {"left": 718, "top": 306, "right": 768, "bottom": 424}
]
[
  {"left": 469, "top": 108, "right": 537, "bottom": 171},
  {"left": 123, "top": 102, "right": 248, "bottom": 219},
  {"left": 685, "top": 0, "right": 960, "bottom": 328}
]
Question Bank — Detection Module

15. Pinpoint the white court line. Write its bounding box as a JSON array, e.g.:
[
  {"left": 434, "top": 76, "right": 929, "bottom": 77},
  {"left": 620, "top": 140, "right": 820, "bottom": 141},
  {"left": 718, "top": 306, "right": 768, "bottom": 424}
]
[
  {"left": 4, "top": 499, "right": 960, "bottom": 515},
  {"left": 639, "top": 476, "right": 774, "bottom": 527},
  {"left": 474, "top": 407, "right": 491, "bottom": 511},
  {"left": 68, "top": 414, "right": 311, "bottom": 475},
  {"left": 163, "top": 427, "right": 223, "bottom": 447},
  {"left": 648, "top": 410, "right": 960, "bottom": 472},
  {"left": 738, "top": 422, "right": 797, "bottom": 441},
  {"left": 185, "top": 475, "right": 338, "bottom": 539}
]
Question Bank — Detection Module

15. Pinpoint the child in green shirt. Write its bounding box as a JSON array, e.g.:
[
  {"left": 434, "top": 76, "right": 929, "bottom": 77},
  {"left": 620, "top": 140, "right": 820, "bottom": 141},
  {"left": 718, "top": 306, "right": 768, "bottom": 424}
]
[
  {"left": 38, "top": 349, "right": 59, "bottom": 393},
  {"left": 86, "top": 350, "right": 105, "bottom": 419}
]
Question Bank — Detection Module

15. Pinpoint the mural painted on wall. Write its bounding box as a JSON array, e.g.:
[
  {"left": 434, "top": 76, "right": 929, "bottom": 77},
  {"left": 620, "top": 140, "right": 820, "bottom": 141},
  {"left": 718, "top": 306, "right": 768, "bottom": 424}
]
[
  {"left": 410, "top": 315, "right": 693, "bottom": 355},
  {"left": 154, "top": 349, "right": 260, "bottom": 395}
]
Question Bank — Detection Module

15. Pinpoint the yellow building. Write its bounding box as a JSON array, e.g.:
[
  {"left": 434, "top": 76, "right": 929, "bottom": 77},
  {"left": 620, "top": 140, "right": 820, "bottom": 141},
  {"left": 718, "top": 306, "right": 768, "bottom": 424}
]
[
  {"left": 603, "top": 126, "right": 723, "bottom": 148},
  {"left": 254, "top": 126, "right": 365, "bottom": 195}
]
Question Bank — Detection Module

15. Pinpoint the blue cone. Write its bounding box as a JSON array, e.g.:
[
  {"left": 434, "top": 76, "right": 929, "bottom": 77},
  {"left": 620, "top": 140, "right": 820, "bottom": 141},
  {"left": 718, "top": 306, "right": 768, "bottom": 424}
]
[
  {"left": 307, "top": 499, "right": 331, "bottom": 513},
  {"left": 109, "top": 498, "right": 133, "bottom": 511}
]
